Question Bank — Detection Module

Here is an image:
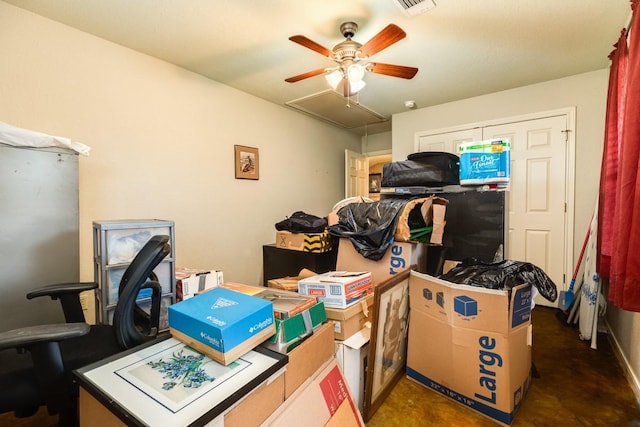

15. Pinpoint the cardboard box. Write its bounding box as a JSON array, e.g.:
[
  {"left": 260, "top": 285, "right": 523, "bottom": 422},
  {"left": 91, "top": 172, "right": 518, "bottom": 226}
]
[
  {"left": 264, "top": 302, "right": 328, "bottom": 353},
  {"left": 268, "top": 268, "right": 317, "bottom": 292},
  {"left": 336, "top": 238, "right": 427, "bottom": 286},
  {"left": 280, "top": 320, "right": 336, "bottom": 399},
  {"left": 168, "top": 287, "right": 276, "bottom": 365},
  {"left": 217, "top": 282, "right": 327, "bottom": 352},
  {"left": 220, "top": 282, "right": 317, "bottom": 319},
  {"left": 175, "top": 267, "right": 223, "bottom": 302},
  {"left": 325, "top": 294, "right": 374, "bottom": 340},
  {"left": 334, "top": 328, "right": 370, "bottom": 413},
  {"left": 276, "top": 230, "right": 333, "bottom": 253},
  {"left": 79, "top": 368, "right": 286, "bottom": 427},
  {"left": 222, "top": 368, "right": 285, "bottom": 427},
  {"left": 262, "top": 357, "right": 365, "bottom": 427},
  {"left": 298, "top": 271, "right": 372, "bottom": 309},
  {"left": 406, "top": 271, "right": 533, "bottom": 426},
  {"left": 394, "top": 196, "right": 448, "bottom": 245},
  {"left": 458, "top": 138, "right": 511, "bottom": 185}
]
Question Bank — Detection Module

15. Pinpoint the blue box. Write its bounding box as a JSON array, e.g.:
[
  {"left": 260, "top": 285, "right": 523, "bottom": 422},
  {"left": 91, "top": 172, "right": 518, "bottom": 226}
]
[
  {"left": 423, "top": 288, "right": 432, "bottom": 300},
  {"left": 168, "top": 287, "right": 275, "bottom": 365},
  {"left": 454, "top": 295, "right": 478, "bottom": 317},
  {"left": 459, "top": 139, "right": 510, "bottom": 185}
]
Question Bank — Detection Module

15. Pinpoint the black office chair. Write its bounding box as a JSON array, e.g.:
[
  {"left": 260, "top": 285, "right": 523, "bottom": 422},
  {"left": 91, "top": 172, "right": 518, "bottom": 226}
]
[{"left": 0, "top": 234, "right": 171, "bottom": 426}]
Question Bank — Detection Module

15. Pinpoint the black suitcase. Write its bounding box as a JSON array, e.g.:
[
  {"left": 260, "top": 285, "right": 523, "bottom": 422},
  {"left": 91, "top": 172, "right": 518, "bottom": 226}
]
[{"left": 382, "top": 152, "right": 460, "bottom": 187}]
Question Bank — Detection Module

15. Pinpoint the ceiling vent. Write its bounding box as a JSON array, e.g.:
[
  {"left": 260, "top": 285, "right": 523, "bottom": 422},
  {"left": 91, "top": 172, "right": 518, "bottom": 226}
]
[
  {"left": 392, "top": 0, "right": 436, "bottom": 17},
  {"left": 286, "top": 90, "right": 387, "bottom": 129}
]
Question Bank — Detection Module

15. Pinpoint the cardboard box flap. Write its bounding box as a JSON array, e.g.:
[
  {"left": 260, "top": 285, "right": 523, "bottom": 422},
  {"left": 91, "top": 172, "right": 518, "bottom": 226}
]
[
  {"left": 394, "top": 196, "right": 448, "bottom": 245},
  {"left": 510, "top": 283, "right": 533, "bottom": 329},
  {"left": 341, "top": 326, "right": 371, "bottom": 350},
  {"left": 325, "top": 294, "right": 373, "bottom": 321},
  {"left": 409, "top": 271, "right": 532, "bottom": 334}
]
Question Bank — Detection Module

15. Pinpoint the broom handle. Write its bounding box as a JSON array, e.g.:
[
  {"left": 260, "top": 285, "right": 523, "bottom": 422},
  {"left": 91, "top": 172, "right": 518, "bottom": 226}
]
[{"left": 569, "top": 216, "right": 593, "bottom": 291}]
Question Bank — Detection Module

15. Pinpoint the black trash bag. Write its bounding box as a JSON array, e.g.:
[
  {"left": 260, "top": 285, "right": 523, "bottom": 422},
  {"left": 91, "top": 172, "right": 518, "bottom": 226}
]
[
  {"left": 439, "top": 258, "right": 558, "bottom": 302},
  {"left": 275, "top": 211, "right": 327, "bottom": 233},
  {"left": 328, "top": 199, "right": 408, "bottom": 261}
]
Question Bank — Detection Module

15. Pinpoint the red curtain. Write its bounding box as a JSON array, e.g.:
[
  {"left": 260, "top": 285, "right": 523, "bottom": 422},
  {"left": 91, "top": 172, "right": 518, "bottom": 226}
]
[
  {"left": 598, "top": 29, "right": 628, "bottom": 279},
  {"left": 608, "top": 0, "right": 640, "bottom": 311}
]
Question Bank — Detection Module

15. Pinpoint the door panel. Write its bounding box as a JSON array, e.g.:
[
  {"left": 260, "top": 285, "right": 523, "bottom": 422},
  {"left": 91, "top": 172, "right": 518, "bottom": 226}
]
[
  {"left": 417, "top": 128, "right": 482, "bottom": 154},
  {"left": 483, "top": 115, "right": 567, "bottom": 307},
  {"left": 345, "top": 149, "right": 368, "bottom": 198}
]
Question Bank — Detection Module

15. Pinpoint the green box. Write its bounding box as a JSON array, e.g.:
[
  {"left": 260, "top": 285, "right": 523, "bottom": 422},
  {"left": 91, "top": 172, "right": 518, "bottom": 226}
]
[{"left": 265, "top": 302, "right": 327, "bottom": 353}]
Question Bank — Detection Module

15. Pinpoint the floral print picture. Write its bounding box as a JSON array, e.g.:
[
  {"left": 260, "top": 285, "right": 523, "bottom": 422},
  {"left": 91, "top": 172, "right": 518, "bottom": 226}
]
[{"left": 116, "top": 342, "right": 250, "bottom": 413}]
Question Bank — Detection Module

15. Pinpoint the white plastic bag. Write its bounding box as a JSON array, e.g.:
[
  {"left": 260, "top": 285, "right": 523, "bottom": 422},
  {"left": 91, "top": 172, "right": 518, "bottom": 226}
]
[{"left": 0, "top": 120, "right": 90, "bottom": 156}]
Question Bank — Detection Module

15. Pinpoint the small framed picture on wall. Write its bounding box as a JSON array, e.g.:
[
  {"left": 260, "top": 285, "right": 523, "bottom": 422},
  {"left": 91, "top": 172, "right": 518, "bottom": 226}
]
[
  {"left": 369, "top": 173, "right": 381, "bottom": 193},
  {"left": 234, "top": 145, "right": 259, "bottom": 180}
]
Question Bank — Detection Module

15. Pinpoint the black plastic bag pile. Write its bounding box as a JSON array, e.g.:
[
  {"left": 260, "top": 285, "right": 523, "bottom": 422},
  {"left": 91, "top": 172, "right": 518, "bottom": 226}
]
[
  {"left": 328, "top": 199, "right": 409, "bottom": 261},
  {"left": 439, "top": 258, "right": 558, "bottom": 302}
]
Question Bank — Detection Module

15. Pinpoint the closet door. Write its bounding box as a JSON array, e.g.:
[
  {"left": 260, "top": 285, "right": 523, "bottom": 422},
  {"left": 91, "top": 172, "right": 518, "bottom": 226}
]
[
  {"left": 416, "top": 128, "right": 482, "bottom": 155},
  {"left": 414, "top": 110, "right": 574, "bottom": 307},
  {"left": 483, "top": 115, "right": 569, "bottom": 306}
]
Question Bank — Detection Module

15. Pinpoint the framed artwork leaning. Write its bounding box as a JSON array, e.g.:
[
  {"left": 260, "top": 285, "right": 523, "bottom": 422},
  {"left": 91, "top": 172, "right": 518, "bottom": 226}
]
[{"left": 363, "top": 268, "right": 412, "bottom": 421}]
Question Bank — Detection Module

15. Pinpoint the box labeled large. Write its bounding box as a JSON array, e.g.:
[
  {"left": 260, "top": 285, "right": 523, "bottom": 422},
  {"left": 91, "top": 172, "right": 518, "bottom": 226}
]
[
  {"left": 406, "top": 271, "right": 532, "bottom": 426},
  {"left": 458, "top": 138, "right": 511, "bottom": 185},
  {"left": 298, "top": 271, "right": 372, "bottom": 309},
  {"left": 336, "top": 238, "right": 426, "bottom": 286},
  {"left": 168, "top": 287, "right": 276, "bottom": 365},
  {"left": 276, "top": 230, "right": 333, "bottom": 253}
]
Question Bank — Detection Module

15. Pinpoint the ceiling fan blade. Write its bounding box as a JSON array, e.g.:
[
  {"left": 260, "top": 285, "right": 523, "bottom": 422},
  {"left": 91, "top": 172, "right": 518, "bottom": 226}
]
[
  {"left": 359, "top": 24, "right": 406, "bottom": 57},
  {"left": 368, "top": 63, "right": 418, "bottom": 79},
  {"left": 289, "top": 35, "right": 333, "bottom": 57},
  {"left": 285, "top": 68, "right": 326, "bottom": 83}
]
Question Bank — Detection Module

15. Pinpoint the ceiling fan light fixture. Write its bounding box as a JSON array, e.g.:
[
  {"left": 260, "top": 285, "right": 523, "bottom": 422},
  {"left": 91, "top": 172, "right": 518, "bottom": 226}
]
[
  {"left": 347, "top": 63, "right": 365, "bottom": 82},
  {"left": 349, "top": 79, "right": 366, "bottom": 94},
  {"left": 325, "top": 69, "right": 343, "bottom": 90}
]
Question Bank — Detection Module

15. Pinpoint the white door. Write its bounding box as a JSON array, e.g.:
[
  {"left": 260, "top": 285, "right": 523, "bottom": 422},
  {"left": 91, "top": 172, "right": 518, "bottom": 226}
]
[
  {"left": 417, "top": 128, "right": 482, "bottom": 154},
  {"left": 345, "top": 149, "right": 369, "bottom": 198},
  {"left": 483, "top": 115, "right": 569, "bottom": 307}
]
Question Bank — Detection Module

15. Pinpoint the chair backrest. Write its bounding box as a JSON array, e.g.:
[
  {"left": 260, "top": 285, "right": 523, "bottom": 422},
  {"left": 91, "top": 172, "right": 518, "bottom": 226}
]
[{"left": 112, "top": 235, "right": 171, "bottom": 349}]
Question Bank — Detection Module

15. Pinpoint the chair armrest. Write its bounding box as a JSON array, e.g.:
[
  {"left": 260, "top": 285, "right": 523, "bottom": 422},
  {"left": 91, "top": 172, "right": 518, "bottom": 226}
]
[
  {"left": 26, "top": 283, "right": 98, "bottom": 324},
  {"left": 26, "top": 282, "right": 98, "bottom": 300},
  {"left": 0, "top": 323, "right": 90, "bottom": 351}
]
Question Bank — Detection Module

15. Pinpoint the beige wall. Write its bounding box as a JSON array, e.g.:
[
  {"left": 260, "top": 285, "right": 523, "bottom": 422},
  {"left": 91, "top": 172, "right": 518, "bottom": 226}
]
[
  {"left": 0, "top": 2, "right": 361, "bottom": 288},
  {"left": 361, "top": 130, "right": 392, "bottom": 154},
  {"left": 392, "top": 69, "right": 640, "bottom": 402}
]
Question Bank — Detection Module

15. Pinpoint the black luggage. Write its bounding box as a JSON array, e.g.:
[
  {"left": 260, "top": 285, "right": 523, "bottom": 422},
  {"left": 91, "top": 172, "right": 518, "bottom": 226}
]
[{"left": 381, "top": 152, "right": 460, "bottom": 187}]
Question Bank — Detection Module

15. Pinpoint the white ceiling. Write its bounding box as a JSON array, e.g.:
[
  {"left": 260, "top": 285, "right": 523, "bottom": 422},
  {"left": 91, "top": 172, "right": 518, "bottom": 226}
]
[{"left": 3, "top": 0, "right": 631, "bottom": 135}]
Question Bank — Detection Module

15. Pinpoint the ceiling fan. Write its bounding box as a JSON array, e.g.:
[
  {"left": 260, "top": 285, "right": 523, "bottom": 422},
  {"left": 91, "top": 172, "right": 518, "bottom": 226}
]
[{"left": 285, "top": 22, "right": 418, "bottom": 97}]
